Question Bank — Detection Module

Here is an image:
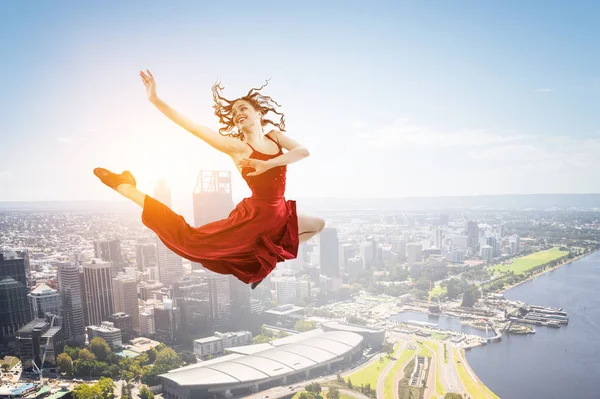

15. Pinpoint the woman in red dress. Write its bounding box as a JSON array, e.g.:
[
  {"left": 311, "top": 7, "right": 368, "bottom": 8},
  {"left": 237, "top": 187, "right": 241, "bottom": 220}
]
[{"left": 94, "top": 70, "right": 325, "bottom": 289}]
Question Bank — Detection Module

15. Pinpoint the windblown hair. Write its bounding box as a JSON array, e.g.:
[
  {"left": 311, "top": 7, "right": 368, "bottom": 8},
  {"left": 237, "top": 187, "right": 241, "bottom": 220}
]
[{"left": 212, "top": 79, "right": 286, "bottom": 141}]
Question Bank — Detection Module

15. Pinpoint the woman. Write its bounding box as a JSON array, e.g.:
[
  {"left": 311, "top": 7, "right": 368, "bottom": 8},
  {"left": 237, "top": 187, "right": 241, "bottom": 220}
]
[{"left": 94, "top": 70, "right": 325, "bottom": 288}]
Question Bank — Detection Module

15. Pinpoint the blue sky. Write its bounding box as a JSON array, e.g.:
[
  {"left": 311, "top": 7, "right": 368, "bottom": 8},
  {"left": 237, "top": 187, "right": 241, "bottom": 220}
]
[{"left": 1, "top": 0, "right": 599, "bottom": 203}]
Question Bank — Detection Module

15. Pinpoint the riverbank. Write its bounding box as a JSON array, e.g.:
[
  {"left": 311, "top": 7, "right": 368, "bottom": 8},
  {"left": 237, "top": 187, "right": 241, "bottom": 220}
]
[{"left": 499, "top": 249, "right": 598, "bottom": 294}]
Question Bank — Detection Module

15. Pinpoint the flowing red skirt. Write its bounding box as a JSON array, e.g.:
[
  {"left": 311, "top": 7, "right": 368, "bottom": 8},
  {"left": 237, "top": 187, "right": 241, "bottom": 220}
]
[{"left": 140, "top": 195, "right": 299, "bottom": 284}]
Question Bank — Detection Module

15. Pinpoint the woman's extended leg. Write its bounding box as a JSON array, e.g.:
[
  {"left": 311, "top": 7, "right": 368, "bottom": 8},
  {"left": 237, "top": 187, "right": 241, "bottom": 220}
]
[
  {"left": 93, "top": 168, "right": 232, "bottom": 275},
  {"left": 298, "top": 215, "right": 326, "bottom": 243}
]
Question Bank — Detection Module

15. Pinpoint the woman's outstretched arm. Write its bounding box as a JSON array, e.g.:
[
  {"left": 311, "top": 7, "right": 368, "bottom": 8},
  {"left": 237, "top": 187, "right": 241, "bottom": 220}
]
[{"left": 140, "top": 70, "right": 245, "bottom": 155}]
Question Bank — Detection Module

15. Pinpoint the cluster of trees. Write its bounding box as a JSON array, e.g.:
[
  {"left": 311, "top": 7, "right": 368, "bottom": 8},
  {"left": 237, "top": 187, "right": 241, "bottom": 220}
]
[
  {"left": 294, "top": 319, "right": 318, "bottom": 332},
  {"left": 72, "top": 377, "right": 115, "bottom": 399},
  {"left": 252, "top": 326, "right": 290, "bottom": 344},
  {"left": 56, "top": 337, "right": 195, "bottom": 386},
  {"left": 297, "top": 382, "right": 344, "bottom": 399}
]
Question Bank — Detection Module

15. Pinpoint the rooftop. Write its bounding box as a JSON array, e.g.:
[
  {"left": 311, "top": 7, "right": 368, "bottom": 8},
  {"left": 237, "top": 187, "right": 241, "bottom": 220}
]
[{"left": 162, "top": 330, "right": 363, "bottom": 387}]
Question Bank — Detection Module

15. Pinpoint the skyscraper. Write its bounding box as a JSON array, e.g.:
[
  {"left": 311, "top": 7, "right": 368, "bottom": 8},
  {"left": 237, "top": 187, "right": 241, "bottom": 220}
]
[
  {"left": 467, "top": 221, "right": 479, "bottom": 251},
  {"left": 135, "top": 243, "right": 157, "bottom": 272},
  {"left": 192, "top": 171, "right": 240, "bottom": 328},
  {"left": 112, "top": 275, "right": 140, "bottom": 332},
  {"left": 153, "top": 180, "right": 184, "bottom": 286},
  {"left": 57, "top": 262, "right": 86, "bottom": 344},
  {"left": 94, "top": 239, "right": 123, "bottom": 264},
  {"left": 83, "top": 260, "right": 114, "bottom": 326},
  {"left": 319, "top": 228, "right": 340, "bottom": 278},
  {"left": 0, "top": 249, "right": 32, "bottom": 339}
]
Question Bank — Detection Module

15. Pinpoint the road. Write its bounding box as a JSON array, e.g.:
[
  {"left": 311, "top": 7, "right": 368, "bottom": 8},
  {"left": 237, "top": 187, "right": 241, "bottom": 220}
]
[
  {"left": 391, "top": 342, "right": 416, "bottom": 399},
  {"left": 376, "top": 341, "right": 406, "bottom": 399},
  {"left": 443, "top": 344, "right": 466, "bottom": 395},
  {"left": 423, "top": 345, "right": 437, "bottom": 399}
]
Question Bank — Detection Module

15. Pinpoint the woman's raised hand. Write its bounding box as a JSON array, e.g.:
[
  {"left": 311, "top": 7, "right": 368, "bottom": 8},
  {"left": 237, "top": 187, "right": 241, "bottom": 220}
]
[{"left": 140, "top": 69, "right": 157, "bottom": 102}]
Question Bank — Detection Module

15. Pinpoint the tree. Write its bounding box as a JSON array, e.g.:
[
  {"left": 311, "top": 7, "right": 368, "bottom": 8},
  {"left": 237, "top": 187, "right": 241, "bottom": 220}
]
[
  {"left": 294, "top": 320, "right": 317, "bottom": 332},
  {"left": 73, "top": 383, "right": 102, "bottom": 399},
  {"left": 326, "top": 387, "right": 340, "bottom": 399},
  {"left": 120, "top": 382, "right": 131, "bottom": 399},
  {"left": 252, "top": 335, "right": 272, "bottom": 344},
  {"left": 97, "top": 377, "right": 115, "bottom": 399},
  {"left": 444, "top": 394, "right": 463, "bottom": 399},
  {"left": 382, "top": 341, "right": 394, "bottom": 354},
  {"left": 155, "top": 347, "right": 182, "bottom": 369},
  {"left": 347, "top": 378, "right": 352, "bottom": 389},
  {"left": 78, "top": 349, "right": 96, "bottom": 362},
  {"left": 90, "top": 337, "right": 111, "bottom": 361},
  {"left": 139, "top": 385, "right": 155, "bottom": 399},
  {"left": 64, "top": 345, "right": 81, "bottom": 360},
  {"left": 180, "top": 351, "right": 197, "bottom": 365},
  {"left": 108, "top": 364, "right": 120, "bottom": 379},
  {"left": 298, "top": 393, "right": 308, "bottom": 399},
  {"left": 147, "top": 347, "right": 158, "bottom": 363},
  {"left": 56, "top": 353, "right": 73, "bottom": 376}
]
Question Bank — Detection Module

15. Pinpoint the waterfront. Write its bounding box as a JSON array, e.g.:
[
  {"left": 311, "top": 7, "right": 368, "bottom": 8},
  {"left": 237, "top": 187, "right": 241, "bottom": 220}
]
[
  {"left": 466, "top": 250, "right": 600, "bottom": 399},
  {"left": 389, "top": 311, "right": 496, "bottom": 339}
]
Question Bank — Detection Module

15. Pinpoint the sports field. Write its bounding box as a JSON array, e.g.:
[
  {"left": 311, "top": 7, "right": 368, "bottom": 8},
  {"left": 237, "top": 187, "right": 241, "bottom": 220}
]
[{"left": 488, "top": 247, "right": 568, "bottom": 275}]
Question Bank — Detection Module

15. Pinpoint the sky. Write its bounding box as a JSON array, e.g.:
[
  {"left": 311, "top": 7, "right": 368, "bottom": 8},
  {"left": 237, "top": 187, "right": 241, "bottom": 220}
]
[{"left": 1, "top": 0, "right": 599, "bottom": 203}]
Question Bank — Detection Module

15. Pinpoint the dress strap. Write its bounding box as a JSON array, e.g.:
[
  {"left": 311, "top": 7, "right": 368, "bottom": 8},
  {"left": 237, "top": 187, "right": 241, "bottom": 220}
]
[
  {"left": 246, "top": 142, "right": 256, "bottom": 152},
  {"left": 266, "top": 133, "right": 281, "bottom": 150}
]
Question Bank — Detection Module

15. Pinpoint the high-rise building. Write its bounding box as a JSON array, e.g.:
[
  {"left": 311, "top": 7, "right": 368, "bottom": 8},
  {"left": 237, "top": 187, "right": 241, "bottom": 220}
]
[
  {"left": 173, "top": 275, "right": 212, "bottom": 338},
  {"left": 434, "top": 228, "right": 444, "bottom": 249},
  {"left": 467, "top": 221, "right": 479, "bottom": 251},
  {"left": 481, "top": 245, "right": 494, "bottom": 264},
  {"left": 153, "top": 298, "right": 180, "bottom": 344},
  {"left": 206, "top": 273, "right": 232, "bottom": 328},
  {"left": 271, "top": 276, "right": 297, "bottom": 305},
  {"left": 83, "top": 260, "right": 114, "bottom": 326},
  {"left": 139, "top": 307, "right": 156, "bottom": 337},
  {"left": 319, "top": 228, "right": 340, "bottom": 278},
  {"left": 0, "top": 249, "right": 32, "bottom": 339},
  {"left": 192, "top": 171, "right": 239, "bottom": 328},
  {"left": 391, "top": 239, "right": 406, "bottom": 262},
  {"left": 153, "top": 180, "right": 184, "bottom": 286},
  {"left": 135, "top": 243, "right": 157, "bottom": 272},
  {"left": 29, "top": 283, "right": 62, "bottom": 319},
  {"left": 86, "top": 321, "right": 122, "bottom": 351},
  {"left": 57, "top": 263, "right": 86, "bottom": 344},
  {"left": 107, "top": 313, "right": 133, "bottom": 343},
  {"left": 112, "top": 275, "right": 140, "bottom": 332},
  {"left": 16, "top": 316, "right": 64, "bottom": 369},
  {"left": 407, "top": 243, "right": 423, "bottom": 264},
  {"left": 94, "top": 239, "right": 123, "bottom": 277}
]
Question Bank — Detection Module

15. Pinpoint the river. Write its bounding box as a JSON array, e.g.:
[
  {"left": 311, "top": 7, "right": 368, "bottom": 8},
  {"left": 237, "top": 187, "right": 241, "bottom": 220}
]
[{"left": 466, "top": 251, "right": 600, "bottom": 399}]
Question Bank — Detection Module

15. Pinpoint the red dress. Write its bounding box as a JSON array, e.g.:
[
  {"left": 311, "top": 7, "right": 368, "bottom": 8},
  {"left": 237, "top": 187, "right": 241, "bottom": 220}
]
[{"left": 140, "top": 134, "right": 299, "bottom": 284}]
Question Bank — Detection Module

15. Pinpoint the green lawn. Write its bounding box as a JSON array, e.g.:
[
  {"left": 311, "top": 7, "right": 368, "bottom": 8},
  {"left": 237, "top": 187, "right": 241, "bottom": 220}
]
[
  {"left": 347, "top": 343, "right": 399, "bottom": 391},
  {"left": 430, "top": 332, "right": 448, "bottom": 341},
  {"left": 489, "top": 247, "right": 568, "bottom": 276},
  {"left": 383, "top": 344, "right": 416, "bottom": 399}
]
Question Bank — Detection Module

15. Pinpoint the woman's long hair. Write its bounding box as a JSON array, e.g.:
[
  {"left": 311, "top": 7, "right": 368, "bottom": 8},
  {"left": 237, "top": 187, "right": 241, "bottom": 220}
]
[{"left": 212, "top": 79, "right": 286, "bottom": 140}]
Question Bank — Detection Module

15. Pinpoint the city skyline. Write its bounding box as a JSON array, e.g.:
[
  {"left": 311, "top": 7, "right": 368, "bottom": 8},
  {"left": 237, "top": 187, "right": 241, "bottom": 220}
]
[{"left": 1, "top": 1, "right": 599, "bottom": 202}]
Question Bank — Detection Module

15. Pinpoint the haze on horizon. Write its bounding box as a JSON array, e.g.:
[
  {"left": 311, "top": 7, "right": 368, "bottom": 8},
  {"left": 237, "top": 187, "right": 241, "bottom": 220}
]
[{"left": 1, "top": 1, "right": 599, "bottom": 203}]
